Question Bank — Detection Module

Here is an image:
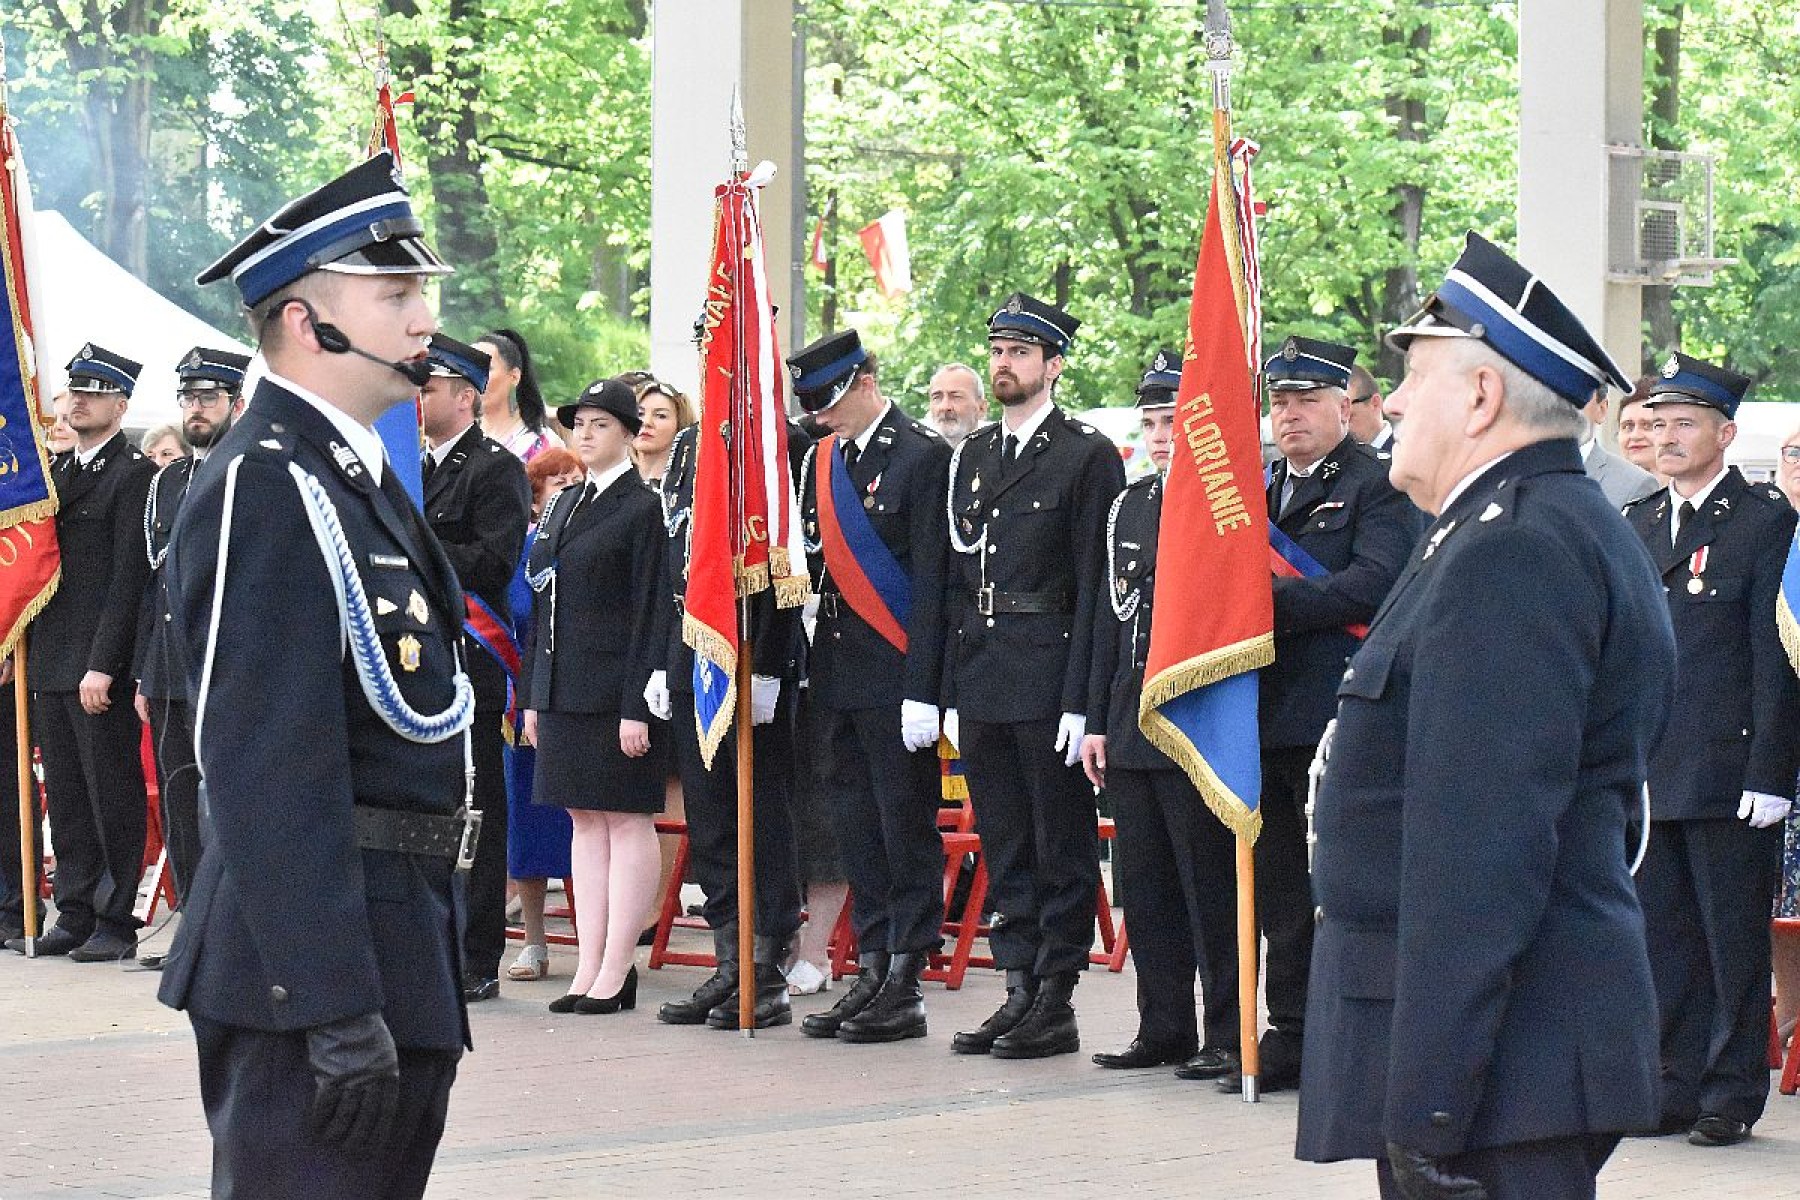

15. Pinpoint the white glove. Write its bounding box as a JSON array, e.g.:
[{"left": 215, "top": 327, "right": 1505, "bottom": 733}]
[
  {"left": 1737, "top": 791, "right": 1793, "bottom": 829},
  {"left": 901, "top": 700, "right": 940, "bottom": 753},
  {"left": 942, "top": 708, "right": 960, "bottom": 753},
  {"left": 750, "top": 674, "right": 781, "bottom": 725},
  {"left": 643, "top": 670, "right": 671, "bottom": 722},
  {"left": 1054, "top": 713, "right": 1087, "bottom": 768}
]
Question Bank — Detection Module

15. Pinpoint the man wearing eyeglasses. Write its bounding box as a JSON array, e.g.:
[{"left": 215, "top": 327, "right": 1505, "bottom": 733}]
[
  {"left": 132, "top": 347, "right": 251, "bottom": 968},
  {"left": 1345, "top": 364, "right": 1395, "bottom": 454},
  {"left": 1775, "top": 433, "right": 1800, "bottom": 511}
]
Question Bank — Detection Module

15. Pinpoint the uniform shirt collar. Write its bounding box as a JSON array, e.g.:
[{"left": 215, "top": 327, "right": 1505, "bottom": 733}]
[
  {"left": 1371, "top": 421, "right": 1395, "bottom": 449},
  {"left": 1579, "top": 431, "right": 1597, "bottom": 461},
  {"left": 1001, "top": 396, "right": 1055, "bottom": 446},
  {"left": 267, "top": 369, "right": 385, "bottom": 486},
  {"left": 429, "top": 422, "right": 475, "bottom": 465},
  {"left": 1438, "top": 450, "right": 1516, "bottom": 517},
  {"left": 1669, "top": 466, "right": 1729, "bottom": 511},
  {"left": 73, "top": 439, "right": 107, "bottom": 467},
  {"left": 586, "top": 458, "right": 635, "bottom": 497},
  {"left": 852, "top": 401, "right": 893, "bottom": 456}
]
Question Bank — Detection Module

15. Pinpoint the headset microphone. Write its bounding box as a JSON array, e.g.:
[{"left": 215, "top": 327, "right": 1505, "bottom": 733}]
[{"left": 287, "top": 298, "right": 434, "bottom": 388}]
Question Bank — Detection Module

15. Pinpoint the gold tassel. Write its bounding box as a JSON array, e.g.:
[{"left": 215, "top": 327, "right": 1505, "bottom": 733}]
[{"left": 1138, "top": 633, "right": 1274, "bottom": 711}]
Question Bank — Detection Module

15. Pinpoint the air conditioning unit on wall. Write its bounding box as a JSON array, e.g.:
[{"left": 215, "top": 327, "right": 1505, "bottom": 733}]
[{"left": 1606, "top": 144, "right": 1735, "bottom": 286}]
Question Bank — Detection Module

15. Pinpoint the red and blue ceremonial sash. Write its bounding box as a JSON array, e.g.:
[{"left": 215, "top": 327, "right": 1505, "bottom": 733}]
[
  {"left": 816, "top": 434, "right": 910, "bottom": 653},
  {"left": 1267, "top": 520, "right": 1369, "bottom": 639},
  {"left": 463, "top": 594, "right": 523, "bottom": 727}
]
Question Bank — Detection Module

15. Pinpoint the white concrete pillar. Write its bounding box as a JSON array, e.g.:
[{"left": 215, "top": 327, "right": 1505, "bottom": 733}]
[
  {"left": 648, "top": 1, "right": 799, "bottom": 396},
  {"left": 1517, "top": 0, "right": 1643, "bottom": 381}
]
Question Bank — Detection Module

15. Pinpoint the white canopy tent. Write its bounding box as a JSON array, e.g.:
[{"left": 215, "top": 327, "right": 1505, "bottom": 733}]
[{"left": 33, "top": 210, "right": 250, "bottom": 435}]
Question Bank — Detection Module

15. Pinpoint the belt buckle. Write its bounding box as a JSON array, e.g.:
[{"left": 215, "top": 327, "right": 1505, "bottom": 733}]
[
  {"left": 456, "top": 807, "right": 483, "bottom": 871},
  {"left": 976, "top": 585, "right": 995, "bottom": 617}
]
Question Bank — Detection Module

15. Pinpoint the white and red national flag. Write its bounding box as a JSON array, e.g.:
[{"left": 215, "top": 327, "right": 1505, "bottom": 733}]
[{"left": 858, "top": 209, "right": 912, "bottom": 299}]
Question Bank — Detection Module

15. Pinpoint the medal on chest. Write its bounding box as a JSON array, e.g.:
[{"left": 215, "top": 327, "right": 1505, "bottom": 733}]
[{"left": 1687, "top": 545, "right": 1708, "bottom": 595}]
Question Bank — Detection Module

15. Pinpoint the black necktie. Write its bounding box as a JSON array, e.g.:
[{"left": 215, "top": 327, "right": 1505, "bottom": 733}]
[
  {"left": 843, "top": 441, "right": 860, "bottom": 472},
  {"left": 421, "top": 451, "right": 437, "bottom": 488},
  {"left": 1675, "top": 500, "right": 1696, "bottom": 544},
  {"left": 1001, "top": 433, "right": 1021, "bottom": 480}
]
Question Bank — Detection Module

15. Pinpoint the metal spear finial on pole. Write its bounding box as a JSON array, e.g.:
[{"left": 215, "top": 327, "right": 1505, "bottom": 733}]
[
  {"left": 1205, "top": 1, "right": 1235, "bottom": 114},
  {"left": 729, "top": 86, "right": 749, "bottom": 176}
]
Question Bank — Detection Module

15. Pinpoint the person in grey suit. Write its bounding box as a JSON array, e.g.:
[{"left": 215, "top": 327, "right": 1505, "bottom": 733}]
[{"left": 1582, "top": 385, "right": 1659, "bottom": 507}]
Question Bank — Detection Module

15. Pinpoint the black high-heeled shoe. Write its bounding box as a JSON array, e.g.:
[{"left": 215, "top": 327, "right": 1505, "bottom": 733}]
[
  {"left": 547, "top": 992, "right": 583, "bottom": 1014},
  {"left": 574, "top": 965, "right": 638, "bottom": 1014}
]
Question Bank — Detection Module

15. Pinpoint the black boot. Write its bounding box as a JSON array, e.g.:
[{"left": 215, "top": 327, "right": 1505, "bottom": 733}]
[
  {"left": 657, "top": 922, "right": 738, "bottom": 1025},
  {"left": 991, "top": 971, "right": 1080, "bottom": 1059},
  {"left": 951, "top": 970, "right": 1037, "bottom": 1054},
  {"left": 840, "top": 951, "right": 928, "bottom": 1043},
  {"left": 802, "top": 951, "right": 889, "bottom": 1039},
  {"left": 706, "top": 935, "right": 794, "bottom": 1029}
]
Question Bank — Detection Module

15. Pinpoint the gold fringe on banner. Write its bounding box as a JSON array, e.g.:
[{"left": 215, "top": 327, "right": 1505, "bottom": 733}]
[
  {"left": 680, "top": 610, "right": 738, "bottom": 770},
  {"left": 1137, "top": 631, "right": 1273, "bottom": 844},
  {"left": 1779, "top": 585, "right": 1800, "bottom": 678},
  {"left": 0, "top": 559, "right": 58, "bottom": 664}
]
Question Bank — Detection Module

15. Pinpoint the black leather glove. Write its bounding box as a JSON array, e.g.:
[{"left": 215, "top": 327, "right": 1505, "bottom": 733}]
[
  {"left": 304, "top": 1013, "right": 400, "bottom": 1151},
  {"left": 1384, "top": 1142, "right": 1488, "bottom": 1200}
]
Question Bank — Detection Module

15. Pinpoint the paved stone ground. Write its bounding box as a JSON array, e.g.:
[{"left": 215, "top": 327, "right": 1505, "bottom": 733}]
[{"left": 1, "top": 918, "right": 1794, "bottom": 1199}]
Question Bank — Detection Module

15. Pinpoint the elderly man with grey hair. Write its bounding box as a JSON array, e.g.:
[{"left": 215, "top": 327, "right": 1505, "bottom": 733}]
[
  {"left": 1297, "top": 232, "right": 1676, "bottom": 1200},
  {"left": 925, "top": 362, "right": 988, "bottom": 447}
]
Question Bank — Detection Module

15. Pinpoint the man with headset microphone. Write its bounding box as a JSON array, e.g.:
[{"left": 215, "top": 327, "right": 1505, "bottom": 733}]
[{"left": 159, "top": 152, "right": 476, "bottom": 1199}]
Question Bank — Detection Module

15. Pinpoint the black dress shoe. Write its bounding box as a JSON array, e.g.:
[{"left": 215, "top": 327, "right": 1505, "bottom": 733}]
[
  {"left": 1174, "top": 1047, "right": 1239, "bottom": 1080},
  {"left": 1688, "top": 1114, "right": 1751, "bottom": 1146},
  {"left": 1093, "top": 1038, "right": 1195, "bottom": 1070},
  {"left": 463, "top": 977, "right": 501, "bottom": 1002},
  {"left": 1216, "top": 1059, "right": 1301, "bottom": 1094},
  {"left": 8, "top": 926, "right": 85, "bottom": 956},
  {"left": 69, "top": 931, "right": 136, "bottom": 962}
]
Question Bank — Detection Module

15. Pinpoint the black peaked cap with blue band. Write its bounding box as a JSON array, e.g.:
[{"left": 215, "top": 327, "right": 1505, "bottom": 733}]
[
  {"left": 425, "top": 334, "right": 492, "bottom": 395},
  {"left": 195, "top": 151, "right": 452, "bottom": 309},
  {"left": 988, "top": 292, "right": 1080, "bottom": 356},
  {"left": 1264, "top": 335, "right": 1357, "bottom": 392},
  {"left": 176, "top": 347, "right": 251, "bottom": 391},
  {"left": 1137, "top": 347, "right": 1183, "bottom": 409},
  {"left": 1387, "top": 231, "right": 1630, "bottom": 403},
  {"left": 66, "top": 343, "right": 142, "bottom": 396},
  {"left": 1641, "top": 351, "right": 1752, "bottom": 419},
  {"left": 787, "top": 328, "right": 868, "bottom": 415},
  {"left": 556, "top": 377, "right": 641, "bottom": 435}
]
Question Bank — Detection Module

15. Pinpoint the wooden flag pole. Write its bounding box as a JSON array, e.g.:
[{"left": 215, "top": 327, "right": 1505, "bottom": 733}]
[
  {"left": 1235, "top": 836, "right": 1259, "bottom": 1100},
  {"left": 735, "top": 618, "right": 757, "bottom": 1035},
  {"left": 15, "top": 633, "right": 37, "bottom": 955}
]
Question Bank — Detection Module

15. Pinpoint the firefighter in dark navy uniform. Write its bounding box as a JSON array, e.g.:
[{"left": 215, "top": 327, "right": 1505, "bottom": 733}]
[
  {"left": 1625, "top": 352, "right": 1798, "bottom": 1147},
  {"left": 651, "top": 328, "right": 807, "bottom": 1031},
  {"left": 1297, "top": 232, "right": 1676, "bottom": 1200},
  {"left": 133, "top": 346, "right": 249, "bottom": 964},
  {"left": 788, "top": 328, "right": 950, "bottom": 1044},
  {"left": 7, "top": 344, "right": 155, "bottom": 963},
  {"left": 1238, "top": 334, "right": 1418, "bottom": 1093},
  {"left": 942, "top": 292, "right": 1125, "bottom": 1059},
  {"left": 158, "top": 153, "right": 474, "bottom": 1199},
  {"left": 1081, "top": 350, "right": 1241, "bottom": 1081},
  {"left": 417, "top": 334, "right": 531, "bottom": 1002}
]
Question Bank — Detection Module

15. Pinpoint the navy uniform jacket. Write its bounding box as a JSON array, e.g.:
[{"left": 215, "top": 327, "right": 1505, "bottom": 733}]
[
  {"left": 423, "top": 424, "right": 530, "bottom": 712},
  {"left": 798, "top": 405, "right": 949, "bottom": 711},
  {"left": 1297, "top": 438, "right": 1674, "bottom": 1161},
  {"left": 1085, "top": 473, "right": 1169, "bottom": 771},
  {"left": 945, "top": 407, "right": 1124, "bottom": 722},
  {"left": 519, "top": 470, "right": 662, "bottom": 720},
  {"left": 1625, "top": 469, "right": 1800, "bottom": 820},
  {"left": 1262, "top": 435, "right": 1418, "bottom": 750},
  {"left": 655, "top": 424, "right": 806, "bottom": 689},
  {"left": 136, "top": 456, "right": 200, "bottom": 702},
  {"left": 34, "top": 431, "right": 155, "bottom": 692},
  {"left": 158, "top": 382, "right": 471, "bottom": 1053}
]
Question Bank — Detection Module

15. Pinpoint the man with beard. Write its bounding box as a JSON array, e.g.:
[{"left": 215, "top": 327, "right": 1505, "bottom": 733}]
[
  {"left": 7, "top": 345, "right": 155, "bottom": 962},
  {"left": 942, "top": 292, "right": 1124, "bottom": 1059},
  {"left": 927, "top": 363, "right": 989, "bottom": 448},
  {"left": 133, "top": 347, "right": 250, "bottom": 969}
]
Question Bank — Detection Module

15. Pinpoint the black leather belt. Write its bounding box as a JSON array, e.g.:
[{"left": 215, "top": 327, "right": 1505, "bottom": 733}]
[
  {"left": 354, "top": 805, "right": 482, "bottom": 870},
  {"left": 973, "top": 586, "right": 1071, "bottom": 616}
]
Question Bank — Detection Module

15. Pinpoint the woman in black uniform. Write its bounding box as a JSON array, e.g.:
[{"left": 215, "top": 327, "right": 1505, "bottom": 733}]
[{"left": 521, "top": 378, "right": 666, "bottom": 1014}]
